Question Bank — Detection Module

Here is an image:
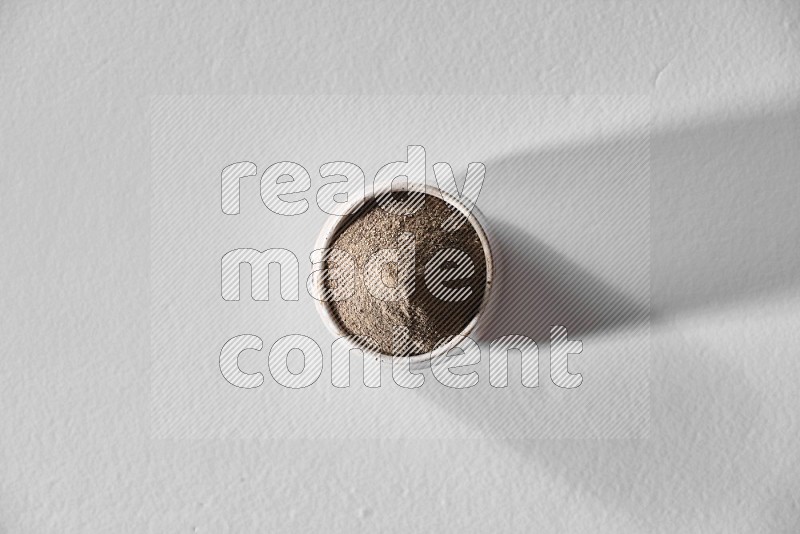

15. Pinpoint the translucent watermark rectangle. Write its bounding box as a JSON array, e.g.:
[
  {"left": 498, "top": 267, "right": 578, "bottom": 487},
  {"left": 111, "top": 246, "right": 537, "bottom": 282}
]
[{"left": 150, "top": 95, "right": 651, "bottom": 439}]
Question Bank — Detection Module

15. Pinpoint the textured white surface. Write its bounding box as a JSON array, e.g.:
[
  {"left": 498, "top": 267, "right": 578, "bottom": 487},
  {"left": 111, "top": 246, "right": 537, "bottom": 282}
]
[{"left": 1, "top": 1, "right": 799, "bottom": 532}]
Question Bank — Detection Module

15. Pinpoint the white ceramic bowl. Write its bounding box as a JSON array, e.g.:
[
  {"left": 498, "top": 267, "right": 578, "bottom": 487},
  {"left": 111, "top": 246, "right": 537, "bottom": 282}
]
[{"left": 314, "top": 184, "right": 494, "bottom": 365}]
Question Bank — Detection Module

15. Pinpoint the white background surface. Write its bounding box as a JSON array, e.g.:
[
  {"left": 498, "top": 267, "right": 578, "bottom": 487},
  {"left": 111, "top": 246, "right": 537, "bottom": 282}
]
[{"left": 2, "top": 1, "right": 799, "bottom": 532}]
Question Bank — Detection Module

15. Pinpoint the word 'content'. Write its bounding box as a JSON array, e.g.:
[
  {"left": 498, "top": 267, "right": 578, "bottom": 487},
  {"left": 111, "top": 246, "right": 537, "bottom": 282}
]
[{"left": 220, "top": 326, "right": 584, "bottom": 390}]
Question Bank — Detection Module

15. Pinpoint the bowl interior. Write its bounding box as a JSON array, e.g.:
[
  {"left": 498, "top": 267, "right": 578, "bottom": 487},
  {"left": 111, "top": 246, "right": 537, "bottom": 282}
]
[{"left": 314, "top": 185, "right": 493, "bottom": 364}]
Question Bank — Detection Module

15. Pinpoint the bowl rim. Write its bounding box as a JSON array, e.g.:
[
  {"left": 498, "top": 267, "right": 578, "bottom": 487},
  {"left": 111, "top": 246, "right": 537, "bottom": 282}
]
[{"left": 313, "top": 183, "right": 494, "bottom": 365}]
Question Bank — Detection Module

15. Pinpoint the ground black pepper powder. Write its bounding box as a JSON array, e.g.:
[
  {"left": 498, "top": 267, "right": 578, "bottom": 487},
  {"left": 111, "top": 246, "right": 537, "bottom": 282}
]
[{"left": 325, "top": 192, "right": 487, "bottom": 356}]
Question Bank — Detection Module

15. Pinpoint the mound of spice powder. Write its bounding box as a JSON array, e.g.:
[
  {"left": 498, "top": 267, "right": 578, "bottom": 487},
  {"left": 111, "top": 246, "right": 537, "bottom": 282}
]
[{"left": 325, "top": 193, "right": 487, "bottom": 356}]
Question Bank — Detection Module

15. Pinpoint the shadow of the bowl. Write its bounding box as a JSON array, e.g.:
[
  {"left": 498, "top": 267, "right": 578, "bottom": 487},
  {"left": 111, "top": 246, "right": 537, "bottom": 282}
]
[{"left": 414, "top": 106, "right": 800, "bottom": 527}]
